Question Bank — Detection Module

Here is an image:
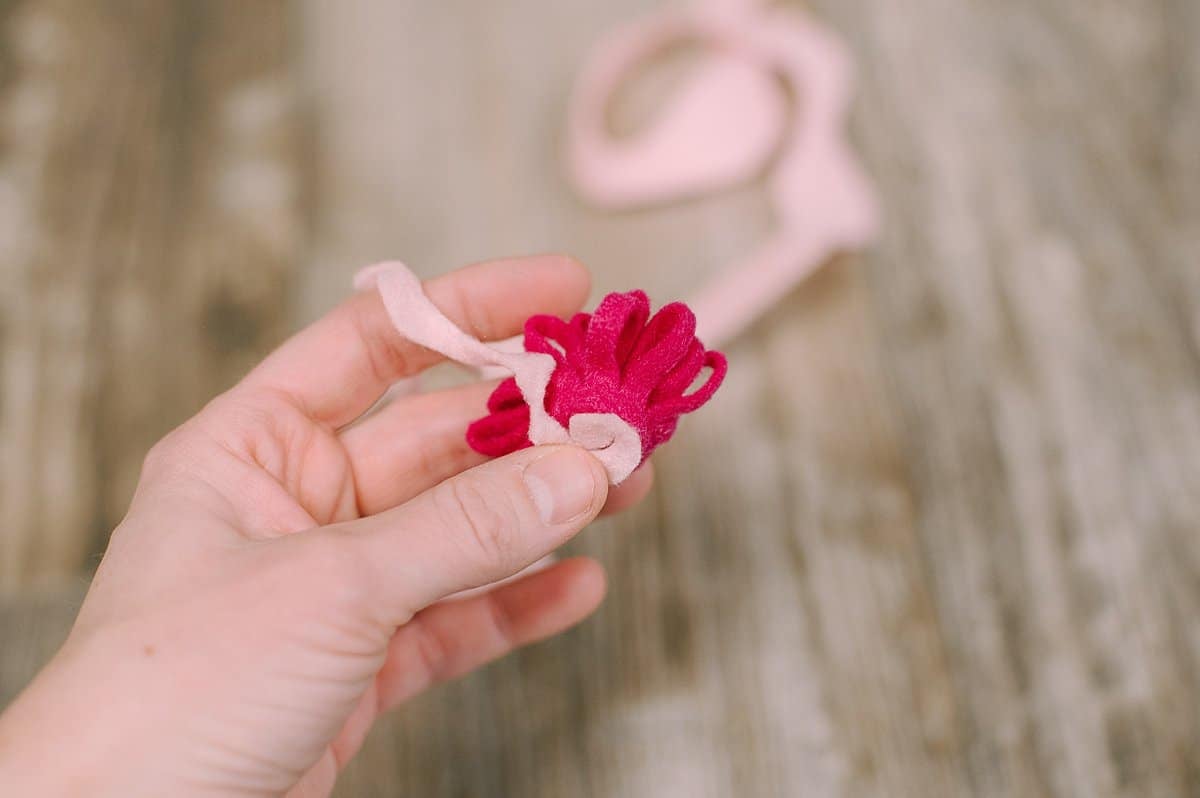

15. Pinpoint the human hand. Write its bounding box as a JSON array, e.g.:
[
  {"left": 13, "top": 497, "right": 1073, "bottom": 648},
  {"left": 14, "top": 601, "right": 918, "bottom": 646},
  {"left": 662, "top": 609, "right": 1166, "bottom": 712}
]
[{"left": 0, "top": 255, "right": 653, "bottom": 797}]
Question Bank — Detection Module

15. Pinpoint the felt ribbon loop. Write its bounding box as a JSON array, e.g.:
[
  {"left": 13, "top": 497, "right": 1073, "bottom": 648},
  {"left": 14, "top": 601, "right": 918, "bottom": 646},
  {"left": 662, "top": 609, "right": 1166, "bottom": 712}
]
[
  {"left": 656, "top": 349, "right": 727, "bottom": 417},
  {"left": 582, "top": 291, "right": 650, "bottom": 375},
  {"left": 524, "top": 316, "right": 579, "bottom": 366},
  {"left": 624, "top": 302, "right": 697, "bottom": 391}
]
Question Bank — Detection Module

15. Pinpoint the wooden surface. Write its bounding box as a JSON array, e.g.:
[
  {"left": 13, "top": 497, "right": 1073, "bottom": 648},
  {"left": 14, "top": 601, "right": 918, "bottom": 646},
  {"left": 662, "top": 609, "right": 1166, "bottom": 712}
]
[
  {"left": 2, "top": 1, "right": 1199, "bottom": 795},
  {"left": 0, "top": 0, "right": 304, "bottom": 593}
]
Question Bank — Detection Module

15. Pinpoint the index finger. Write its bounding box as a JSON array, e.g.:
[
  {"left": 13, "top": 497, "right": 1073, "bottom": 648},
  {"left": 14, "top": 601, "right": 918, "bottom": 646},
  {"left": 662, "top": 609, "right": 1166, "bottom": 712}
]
[{"left": 242, "top": 255, "right": 591, "bottom": 427}]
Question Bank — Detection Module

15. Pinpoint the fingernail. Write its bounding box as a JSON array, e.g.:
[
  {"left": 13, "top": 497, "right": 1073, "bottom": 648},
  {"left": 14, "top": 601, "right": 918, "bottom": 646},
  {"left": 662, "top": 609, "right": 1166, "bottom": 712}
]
[{"left": 523, "top": 447, "right": 599, "bottom": 524}]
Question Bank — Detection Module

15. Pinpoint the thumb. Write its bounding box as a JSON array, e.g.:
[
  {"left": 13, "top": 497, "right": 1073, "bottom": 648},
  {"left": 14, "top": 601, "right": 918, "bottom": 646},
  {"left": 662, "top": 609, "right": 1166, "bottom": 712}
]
[{"left": 315, "top": 445, "right": 609, "bottom": 625}]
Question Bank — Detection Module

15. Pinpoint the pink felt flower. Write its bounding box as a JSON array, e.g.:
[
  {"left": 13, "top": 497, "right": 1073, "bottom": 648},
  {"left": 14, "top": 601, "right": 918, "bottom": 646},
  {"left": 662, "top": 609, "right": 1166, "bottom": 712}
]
[{"left": 467, "top": 290, "right": 727, "bottom": 465}]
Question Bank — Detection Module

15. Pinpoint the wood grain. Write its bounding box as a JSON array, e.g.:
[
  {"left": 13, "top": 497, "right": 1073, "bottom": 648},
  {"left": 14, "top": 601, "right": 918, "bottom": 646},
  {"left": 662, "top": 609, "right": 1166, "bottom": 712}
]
[
  {"left": 2, "top": 0, "right": 1198, "bottom": 795},
  {"left": 0, "top": 0, "right": 304, "bottom": 595},
  {"left": 823, "top": 0, "right": 1200, "bottom": 793}
]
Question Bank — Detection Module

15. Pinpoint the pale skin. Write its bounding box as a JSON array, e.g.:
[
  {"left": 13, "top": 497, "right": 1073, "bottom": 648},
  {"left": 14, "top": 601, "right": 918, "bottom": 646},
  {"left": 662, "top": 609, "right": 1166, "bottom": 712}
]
[{"left": 0, "top": 255, "right": 654, "bottom": 796}]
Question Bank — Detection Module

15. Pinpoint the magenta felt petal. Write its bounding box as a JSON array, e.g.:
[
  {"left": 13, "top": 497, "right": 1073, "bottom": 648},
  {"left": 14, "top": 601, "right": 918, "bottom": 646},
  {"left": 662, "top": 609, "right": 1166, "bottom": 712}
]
[{"left": 467, "top": 290, "right": 726, "bottom": 467}]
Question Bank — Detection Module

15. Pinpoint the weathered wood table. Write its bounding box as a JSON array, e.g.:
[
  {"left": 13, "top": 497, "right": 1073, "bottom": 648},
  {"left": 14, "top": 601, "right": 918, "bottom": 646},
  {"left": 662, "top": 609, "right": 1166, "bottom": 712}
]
[{"left": 1, "top": 1, "right": 1197, "bottom": 795}]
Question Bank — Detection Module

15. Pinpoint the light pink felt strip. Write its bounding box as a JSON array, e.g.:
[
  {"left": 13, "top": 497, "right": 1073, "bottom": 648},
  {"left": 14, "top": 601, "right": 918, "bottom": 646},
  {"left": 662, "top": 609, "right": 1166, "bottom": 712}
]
[
  {"left": 566, "top": 0, "right": 879, "bottom": 346},
  {"left": 354, "top": 262, "right": 643, "bottom": 484}
]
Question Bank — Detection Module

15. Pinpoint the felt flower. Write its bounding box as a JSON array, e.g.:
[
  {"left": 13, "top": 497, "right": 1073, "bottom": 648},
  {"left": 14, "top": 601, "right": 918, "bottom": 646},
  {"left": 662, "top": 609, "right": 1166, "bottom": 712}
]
[{"left": 467, "top": 290, "right": 727, "bottom": 466}]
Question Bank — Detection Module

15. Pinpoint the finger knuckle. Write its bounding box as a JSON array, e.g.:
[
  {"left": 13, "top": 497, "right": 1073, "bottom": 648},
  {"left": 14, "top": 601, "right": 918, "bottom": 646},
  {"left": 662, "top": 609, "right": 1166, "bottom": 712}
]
[
  {"left": 484, "top": 593, "right": 517, "bottom": 648},
  {"left": 435, "top": 477, "right": 521, "bottom": 574},
  {"left": 408, "top": 618, "right": 451, "bottom": 685},
  {"left": 141, "top": 435, "right": 176, "bottom": 476},
  {"left": 349, "top": 297, "right": 412, "bottom": 385},
  {"left": 140, "top": 426, "right": 193, "bottom": 479}
]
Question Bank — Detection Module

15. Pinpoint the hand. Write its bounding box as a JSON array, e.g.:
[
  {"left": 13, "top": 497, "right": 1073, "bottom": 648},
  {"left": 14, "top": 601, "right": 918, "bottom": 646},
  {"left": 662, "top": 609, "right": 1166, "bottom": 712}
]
[{"left": 0, "top": 255, "right": 653, "bottom": 797}]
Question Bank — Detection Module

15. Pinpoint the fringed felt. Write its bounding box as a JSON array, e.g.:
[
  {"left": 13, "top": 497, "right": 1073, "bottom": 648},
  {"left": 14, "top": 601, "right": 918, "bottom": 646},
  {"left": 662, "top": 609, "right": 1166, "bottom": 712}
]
[{"left": 466, "top": 290, "right": 727, "bottom": 469}]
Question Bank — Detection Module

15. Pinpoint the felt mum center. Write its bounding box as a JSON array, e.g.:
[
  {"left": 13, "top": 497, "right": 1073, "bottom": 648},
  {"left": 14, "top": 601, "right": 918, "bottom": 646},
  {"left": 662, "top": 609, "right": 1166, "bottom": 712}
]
[
  {"left": 467, "top": 289, "right": 727, "bottom": 466},
  {"left": 354, "top": 262, "right": 726, "bottom": 484}
]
